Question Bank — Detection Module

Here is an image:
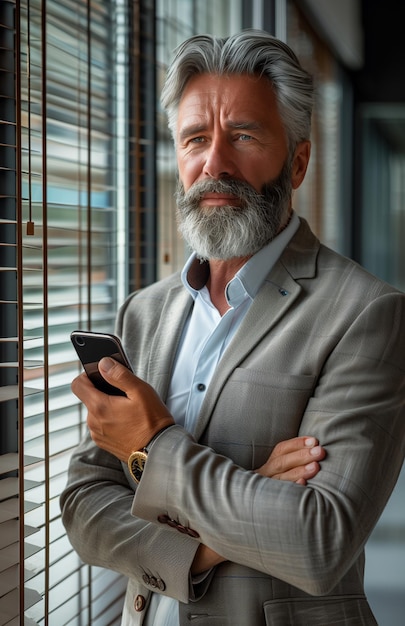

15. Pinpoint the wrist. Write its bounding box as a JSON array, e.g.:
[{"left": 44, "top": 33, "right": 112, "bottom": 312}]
[
  {"left": 143, "top": 424, "right": 174, "bottom": 450},
  {"left": 127, "top": 424, "right": 174, "bottom": 483}
]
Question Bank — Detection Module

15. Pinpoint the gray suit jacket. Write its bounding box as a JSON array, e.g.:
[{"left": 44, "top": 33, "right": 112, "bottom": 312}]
[{"left": 61, "top": 219, "right": 405, "bottom": 625}]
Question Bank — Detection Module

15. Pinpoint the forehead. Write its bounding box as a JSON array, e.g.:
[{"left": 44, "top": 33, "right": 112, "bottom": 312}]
[{"left": 177, "top": 73, "right": 283, "bottom": 129}]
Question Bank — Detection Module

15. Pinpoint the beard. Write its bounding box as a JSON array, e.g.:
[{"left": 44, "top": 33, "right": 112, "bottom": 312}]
[{"left": 175, "top": 158, "right": 293, "bottom": 261}]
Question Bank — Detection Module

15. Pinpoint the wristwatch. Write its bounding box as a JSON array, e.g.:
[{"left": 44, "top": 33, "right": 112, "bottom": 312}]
[
  {"left": 127, "top": 426, "right": 172, "bottom": 483},
  {"left": 127, "top": 449, "right": 148, "bottom": 484}
]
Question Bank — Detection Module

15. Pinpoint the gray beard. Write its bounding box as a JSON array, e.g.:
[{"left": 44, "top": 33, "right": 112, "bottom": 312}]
[{"left": 175, "top": 160, "right": 293, "bottom": 261}]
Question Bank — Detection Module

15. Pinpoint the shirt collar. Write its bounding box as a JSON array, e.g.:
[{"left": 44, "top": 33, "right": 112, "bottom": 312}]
[{"left": 181, "top": 211, "right": 300, "bottom": 307}]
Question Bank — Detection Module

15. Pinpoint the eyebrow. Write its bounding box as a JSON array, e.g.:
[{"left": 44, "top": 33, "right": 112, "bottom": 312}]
[
  {"left": 178, "top": 120, "right": 263, "bottom": 142},
  {"left": 227, "top": 120, "right": 263, "bottom": 131},
  {"left": 178, "top": 124, "right": 207, "bottom": 142}
]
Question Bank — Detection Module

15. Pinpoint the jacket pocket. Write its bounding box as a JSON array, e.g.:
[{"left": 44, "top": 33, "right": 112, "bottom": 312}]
[{"left": 263, "top": 594, "right": 377, "bottom": 625}]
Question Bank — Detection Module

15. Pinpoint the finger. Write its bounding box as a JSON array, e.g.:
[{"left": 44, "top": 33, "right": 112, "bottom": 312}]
[
  {"left": 271, "top": 436, "right": 318, "bottom": 459},
  {"left": 275, "top": 460, "right": 321, "bottom": 484},
  {"left": 71, "top": 371, "right": 97, "bottom": 400},
  {"left": 71, "top": 370, "right": 127, "bottom": 427},
  {"left": 265, "top": 444, "right": 325, "bottom": 477},
  {"left": 99, "top": 357, "right": 174, "bottom": 438},
  {"left": 98, "top": 357, "right": 138, "bottom": 393},
  {"left": 98, "top": 357, "right": 169, "bottom": 411}
]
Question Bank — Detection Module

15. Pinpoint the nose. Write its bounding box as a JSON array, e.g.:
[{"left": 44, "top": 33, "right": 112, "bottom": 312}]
[{"left": 202, "top": 136, "right": 237, "bottom": 179}]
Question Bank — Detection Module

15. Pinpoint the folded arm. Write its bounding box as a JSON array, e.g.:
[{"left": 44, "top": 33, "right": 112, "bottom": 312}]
[
  {"left": 131, "top": 293, "right": 405, "bottom": 595},
  {"left": 60, "top": 398, "right": 323, "bottom": 602}
]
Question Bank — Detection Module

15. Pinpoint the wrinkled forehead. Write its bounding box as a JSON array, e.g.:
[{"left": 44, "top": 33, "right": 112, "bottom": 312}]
[{"left": 177, "top": 73, "right": 282, "bottom": 132}]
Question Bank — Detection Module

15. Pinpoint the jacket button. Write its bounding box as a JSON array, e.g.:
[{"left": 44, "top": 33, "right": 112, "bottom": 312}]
[
  {"left": 142, "top": 573, "right": 150, "bottom": 585},
  {"left": 157, "top": 578, "right": 166, "bottom": 591},
  {"left": 167, "top": 518, "right": 178, "bottom": 529},
  {"left": 186, "top": 527, "right": 200, "bottom": 538},
  {"left": 134, "top": 594, "right": 146, "bottom": 612},
  {"left": 157, "top": 514, "right": 170, "bottom": 524}
]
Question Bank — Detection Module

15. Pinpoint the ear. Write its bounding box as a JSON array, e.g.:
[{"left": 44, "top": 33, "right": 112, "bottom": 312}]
[{"left": 291, "top": 141, "right": 311, "bottom": 190}]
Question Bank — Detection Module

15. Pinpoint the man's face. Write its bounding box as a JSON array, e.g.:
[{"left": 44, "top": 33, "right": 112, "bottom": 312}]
[
  {"left": 176, "top": 73, "right": 291, "bottom": 195},
  {"left": 175, "top": 73, "right": 310, "bottom": 260}
]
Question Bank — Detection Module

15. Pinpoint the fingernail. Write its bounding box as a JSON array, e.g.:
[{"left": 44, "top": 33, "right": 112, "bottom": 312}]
[
  {"left": 305, "top": 462, "right": 317, "bottom": 471},
  {"left": 304, "top": 437, "right": 316, "bottom": 447},
  {"left": 99, "top": 357, "right": 114, "bottom": 372},
  {"left": 310, "top": 445, "right": 321, "bottom": 457}
]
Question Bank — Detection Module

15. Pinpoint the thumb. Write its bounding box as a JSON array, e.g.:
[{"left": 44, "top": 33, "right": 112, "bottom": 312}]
[{"left": 98, "top": 357, "right": 134, "bottom": 391}]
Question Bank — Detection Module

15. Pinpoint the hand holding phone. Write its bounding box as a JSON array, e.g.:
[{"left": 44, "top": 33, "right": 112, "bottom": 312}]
[{"left": 70, "top": 330, "right": 133, "bottom": 396}]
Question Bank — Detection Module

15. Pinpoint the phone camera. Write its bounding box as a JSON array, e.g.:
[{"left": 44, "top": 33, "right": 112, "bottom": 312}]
[{"left": 75, "top": 335, "right": 86, "bottom": 347}]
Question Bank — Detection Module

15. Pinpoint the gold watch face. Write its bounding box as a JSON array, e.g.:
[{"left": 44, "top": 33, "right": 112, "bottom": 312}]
[{"left": 128, "top": 450, "right": 148, "bottom": 483}]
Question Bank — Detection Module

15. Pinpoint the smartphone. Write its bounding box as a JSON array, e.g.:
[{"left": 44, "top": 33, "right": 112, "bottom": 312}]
[{"left": 70, "top": 330, "right": 133, "bottom": 396}]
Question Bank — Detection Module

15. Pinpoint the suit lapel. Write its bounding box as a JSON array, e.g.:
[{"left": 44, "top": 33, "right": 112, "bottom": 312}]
[{"left": 146, "top": 284, "right": 193, "bottom": 399}]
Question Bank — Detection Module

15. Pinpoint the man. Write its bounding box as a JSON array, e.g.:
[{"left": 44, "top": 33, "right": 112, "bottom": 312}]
[{"left": 61, "top": 31, "right": 405, "bottom": 625}]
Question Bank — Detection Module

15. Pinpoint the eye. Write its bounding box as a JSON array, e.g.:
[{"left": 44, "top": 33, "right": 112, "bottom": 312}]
[
  {"left": 237, "top": 133, "right": 253, "bottom": 141},
  {"left": 190, "top": 136, "right": 205, "bottom": 144}
]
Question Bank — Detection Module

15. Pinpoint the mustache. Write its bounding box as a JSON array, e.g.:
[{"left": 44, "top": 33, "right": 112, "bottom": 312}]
[{"left": 175, "top": 178, "right": 265, "bottom": 209}]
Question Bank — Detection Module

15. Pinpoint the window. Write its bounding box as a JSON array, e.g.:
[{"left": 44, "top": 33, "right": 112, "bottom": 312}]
[
  {"left": 358, "top": 104, "right": 405, "bottom": 291},
  {"left": 0, "top": 0, "right": 133, "bottom": 622},
  {"left": 286, "top": 2, "right": 348, "bottom": 254}
]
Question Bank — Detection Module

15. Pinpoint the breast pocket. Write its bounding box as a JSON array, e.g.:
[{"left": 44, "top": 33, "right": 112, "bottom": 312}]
[{"left": 203, "top": 368, "right": 316, "bottom": 468}]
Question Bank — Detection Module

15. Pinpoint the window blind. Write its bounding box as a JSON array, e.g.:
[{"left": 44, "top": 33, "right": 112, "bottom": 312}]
[{"left": 0, "top": 0, "right": 133, "bottom": 622}]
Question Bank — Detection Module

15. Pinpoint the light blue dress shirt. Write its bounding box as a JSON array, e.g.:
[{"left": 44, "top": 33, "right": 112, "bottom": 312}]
[{"left": 145, "top": 213, "right": 299, "bottom": 626}]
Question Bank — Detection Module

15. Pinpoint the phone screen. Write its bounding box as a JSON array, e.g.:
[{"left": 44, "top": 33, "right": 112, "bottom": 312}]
[{"left": 71, "top": 331, "right": 132, "bottom": 395}]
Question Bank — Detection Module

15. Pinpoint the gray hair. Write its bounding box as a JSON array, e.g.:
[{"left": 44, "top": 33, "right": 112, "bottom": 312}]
[{"left": 160, "top": 29, "right": 314, "bottom": 152}]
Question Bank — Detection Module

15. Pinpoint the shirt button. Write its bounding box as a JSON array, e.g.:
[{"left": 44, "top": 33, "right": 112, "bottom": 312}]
[{"left": 197, "top": 383, "right": 206, "bottom": 392}]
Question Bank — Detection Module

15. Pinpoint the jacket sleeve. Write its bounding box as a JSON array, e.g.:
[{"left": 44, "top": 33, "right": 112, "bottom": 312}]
[
  {"left": 60, "top": 430, "right": 201, "bottom": 603},
  {"left": 133, "top": 291, "right": 405, "bottom": 596},
  {"left": 61, "top": 279, "right": 205, "bottom": 604}
]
